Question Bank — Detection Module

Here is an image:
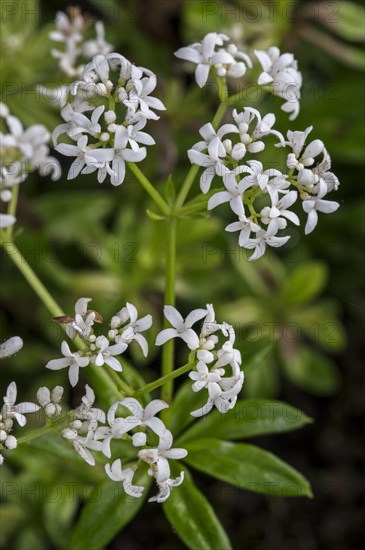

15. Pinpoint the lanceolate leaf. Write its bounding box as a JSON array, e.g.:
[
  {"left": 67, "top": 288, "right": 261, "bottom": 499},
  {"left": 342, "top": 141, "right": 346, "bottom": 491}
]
[
  {"left": 163, "top": 465, "right": 232, "bottom": 550},
  {"left": 177, "top": 399, "right": 312, "bottom": 444},
  {"left": 183, "top": 439, "right": 313, "bottom": 498},
  {"left": 69, "top": 468, "right": 151, "bottom": 550}
]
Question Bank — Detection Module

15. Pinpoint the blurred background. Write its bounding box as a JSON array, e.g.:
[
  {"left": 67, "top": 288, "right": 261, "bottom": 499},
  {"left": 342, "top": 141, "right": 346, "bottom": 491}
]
[{"left": 1, "top": 0, "right": 364, "bottom": 548}]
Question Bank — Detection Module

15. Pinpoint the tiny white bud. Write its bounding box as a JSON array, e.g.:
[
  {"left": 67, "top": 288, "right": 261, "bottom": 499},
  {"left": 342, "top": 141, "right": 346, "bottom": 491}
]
[
  {"left": 227, "top": 44, "right": 238, "bottom": 55},
  {"left": 107, "top": 123, "right": 117, "bottom": 133},
  {"left": 110, "top": 316, "right": 121, "bottom": 329},
  {"left": 5, "top": 435, "right": 17, "bottom": 449},
  {"left": 108, "top": 329, "right": 118, "bottom": 339},
  {"left": 231, "top": 143, "right": 246, "bottom": 161},
  {"left": 0, "top": 430, "right": 7, "bottom": 442},
  {"left": 132, "top": 432, "right": 147, "bottom": 447},
  {"left": 104, "top": 110, "right": 116, "bottom": 124},
  {"left": 217, "top": 67, "right": 226, "bottom": 77},
  {"left": 88, "top": 334, "right": 96, "bottom": 342},
  {"left": 100, "top": 132, "right": 110, "bottom": 142}
]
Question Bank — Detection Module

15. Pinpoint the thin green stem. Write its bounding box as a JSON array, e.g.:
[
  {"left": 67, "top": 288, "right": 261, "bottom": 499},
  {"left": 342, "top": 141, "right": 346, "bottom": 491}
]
[
  {"left": 5, "top": 184, "right": 19, "bottom": 240},
  {"left": 127, "top": 162, "right": 171, "bottom": 216},
  {"left": 17, "top": 424, "right": 55, "bottom": 445},
  {"left": 160, "top": 217, "right": 177, "bottom": 421},
  {"left": 106, "top": 365, "right": 134, "bottom": 396},
  {"left": 135, "top": 362, "right": 191, "bottom": 396},
  {"left": 2, "top": 242, "right": 64, "bottom": 317},
  {"left": 174, "top": 101, "right": 228, "bottom": 210}
]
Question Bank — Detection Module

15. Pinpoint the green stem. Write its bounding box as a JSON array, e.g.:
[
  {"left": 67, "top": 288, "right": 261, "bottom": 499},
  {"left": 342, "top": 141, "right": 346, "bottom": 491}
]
[
  {"left": 127, "top": 162, "right": 170, "bottom": 216},
  {"left": 174, "top": 101, "right": 228, "bottom": 210},
  {"left": 106, "top": 365, "right": 134, "bottom": 396},
  {"left": 160, "top": 217, "right": 177, "bottom": 420},
  {"left": 17, "top": 424, "right": 54, "bottom": 445},
  {"left": 2, "top": 242, "right": 63, "bottom": 316},
  {"left": 5, "top": 184, "right": 19, "bottom": 240},
  {"left": 135, "top": 362, "right": 191, "bottom": 397}
]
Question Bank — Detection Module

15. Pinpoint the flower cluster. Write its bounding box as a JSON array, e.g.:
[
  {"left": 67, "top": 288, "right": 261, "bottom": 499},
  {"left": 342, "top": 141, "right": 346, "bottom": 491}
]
[
  {"left": 0, "top": 103, "right": 61, "bottom": 228},
  {"left": 175, "top": 32, "right": 252, "bottom": 87},
  {"left": 47, "top": 298, "right": 152, "bottom": 386},
  {"left": 175, "top": 34, "right": 302, "bottom": 120},
  {"left": 49, "top": 8, "right": 113, "bottom": 78},
  {"left": 156, "top": 304, "right": 244, "bottom": 416},
  {"left": 188, "top": 108, "right": 340, "bottom": 260},
  {"left": 0, "top": 338, "right": 40, "bottom": 463},
  {"left": 60, "top": 389, "right": 187, "bottom": 503},
  {"left": 53, "top": 52, "right": 165, "bottom": 185},
  {"left": 255, "top": 47, "right": 302, "bottom": 120}
]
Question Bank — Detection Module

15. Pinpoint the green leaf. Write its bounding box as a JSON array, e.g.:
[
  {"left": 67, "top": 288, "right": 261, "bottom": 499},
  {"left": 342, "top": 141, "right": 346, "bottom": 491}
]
[
  {"left": 243, "top": 359, "right": 279, "bottom": 399},
  {"left": 146, "top": 209, "right": 166, "bottom": 221},
  {"left": 280, "top": 262, "right": 328, "bottom": 304},
  {"left": 289, "top": 302, "right": 346, "bottom": 353},
  {"left": 69, "top": 468, "right": 151, "bottom": 550},
  {"left": 241, "top": 336, "right": 275, "bottom": 370},
  {"left": 163, "top": 465, "right": 232, "bottom": 550},
  {"left": 281, "top": 345, "right": 341, "bottom": 395},
  {"left": 320, "top": 1, "right": 365, "bottom": 42},
  {"left": 184, "top": 439, "right": 313, "bottom": 498},
  {"left": 178, "top": 399, "right": 312, "bottom": 444}
]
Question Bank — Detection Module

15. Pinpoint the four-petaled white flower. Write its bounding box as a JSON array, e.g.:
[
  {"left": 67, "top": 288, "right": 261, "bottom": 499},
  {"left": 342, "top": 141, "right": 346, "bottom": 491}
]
[
  {"left": 303, "top": 180, "right": 339, "bottom": 234},
  {"left": 105, "top": 459, "right": 144, "bottom": 498},
  {"left": 46, "top": 341, "right": 90, "bottom": 387},
  {"left": 156, "top": 306, "right": 208, "bottom": 350},
  {"left": 1, "top": 382, "right": 40, "bottom": 427},
  {"left": 175, "top": 33, "right": 252, "bottom": 88},
  {"left": 37, "top": 386, "right": 63, "bottom": 418}
]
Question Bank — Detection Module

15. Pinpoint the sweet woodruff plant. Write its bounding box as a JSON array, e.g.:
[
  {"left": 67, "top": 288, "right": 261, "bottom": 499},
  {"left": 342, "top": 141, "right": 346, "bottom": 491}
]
[{"left": 0, "top": 9, "right": 340, "bottom": 548}]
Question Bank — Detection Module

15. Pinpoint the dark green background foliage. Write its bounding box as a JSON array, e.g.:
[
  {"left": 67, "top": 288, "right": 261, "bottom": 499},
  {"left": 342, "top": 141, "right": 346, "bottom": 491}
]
[{"left": 0, "top": 1, "right": 364, "bottom": 549}]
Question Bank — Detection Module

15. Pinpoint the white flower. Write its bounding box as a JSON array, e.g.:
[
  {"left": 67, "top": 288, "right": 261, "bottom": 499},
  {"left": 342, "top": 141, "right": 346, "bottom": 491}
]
[
  {"left": 62, "top": 426, "right": 101, "bottom": 466},
  {"left": 0, "top": 336, "right": 23, "bottom": 359},
  {"left": 74, "top": 385, "right": 106, "bottom": 426},
  {"left": 187, "top": 147, "right": 228, "bottom": 193},
  {"left": 93, "top": 336, "right": 125, "bottom": 372},
  {"left": 121, "top": 72, "right": 166, "bottom": 121},
  {"left": 208, "top": 166, "right": 252, "bottom": 212},
  {"left": 260, "top": 190, "right": 299, "bottom": 234},
  {"left": 46, "top": 341, "right": 90, "bottom": 387},
  {"left": 138, "top": 429, "right": 187, "bottom": 494},
  {"left": 193, "top": 122, "right": 239, "bottom": 161},
  {"left": 148, "top": 471, "right": 185, "bottom": 503},
  {"left": 115, "top": 398, "right": 168, "bottom": 436},
  {"left": 156, "top": 306, "right": 208, "bottom": 350},
  {"left": 105, "top": 459, "right": 144, "bottom": 498},
  {"left": 1, "top": 382, "right": 40, "bottom": 427},
  {"left": 244, "top": 228, "right": 291, "bottom": 261},
  {"left": 53, "top": 297, "right": 102, "bottom": 339},
  {"left": 37, "top": 386, "right": 63, "bottom": 418},
  {"left": 303, "top": 180, "right": 339, "bottom": 234},
  {"left": 95, "top": 398, "right": 168, "bottom": 458},
  {"left": 55, "top": 135, "right": 101, "bottom": 180},
  {"left": 175, "top": 33, "right": 252, "bottom": 88},
  {"left": 255, "top": 47, "right": 302, "bottom": 120},
  {"left": 82, "top": 22, "right": 113, "bottom": 58},
  {"left": 232, "top": 107, "right": 285, "bottom": 151},
  {"left": 189, "top": 360, "right": 222, "bottom": 392},
  {"left": 225, "top": 202, "right": 261, "bottom": 247},
  {"left": 113, "top": 303, "right": 153, "bottom": 357}
]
